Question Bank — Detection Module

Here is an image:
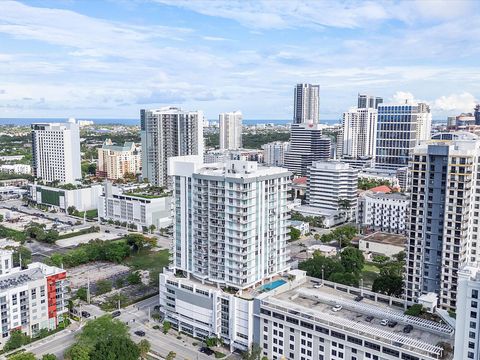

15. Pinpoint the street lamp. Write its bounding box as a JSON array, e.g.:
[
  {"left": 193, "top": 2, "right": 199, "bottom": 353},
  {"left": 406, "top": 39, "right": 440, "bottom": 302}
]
[{"left": 321, "top": 265, "right": 325, "bottom": 285}]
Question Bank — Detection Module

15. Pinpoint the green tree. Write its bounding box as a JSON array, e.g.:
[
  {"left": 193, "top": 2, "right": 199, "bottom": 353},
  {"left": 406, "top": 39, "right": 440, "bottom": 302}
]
[
  {"left": 372, "top": 256, "right": 404, "bottom": 296},
  {"left": 9, "top": 353, "right": 36, "bottom": 360},
  {"left": 89, "top": 337, "right": 140, "bottom": 360},
  {"left": 289, "top": 227, "right": 301, "bottom": 241},
  {"left": 125, "top": 233, "right": 156, "bottom": 253},
  {"left": 163, "top": 320, "right": 171, "bottom": 334},
  {"left": 95, "top": 280, "right": 112, "bottom": 295},
  {"left": 4, "top": 330, "right": 30, "bottom": 351},
  {"left": 76, "top": 287, "right": 88, "bottom": 302},
  {"left": 166, "top": 351, "right": 176, "bottom": 360},
  {"left": 64, "top": 343, "right": 91, "bottom": 360},
  {"left": 42, "top": 354, "right": 58, "bottom": 360},
  {"left": 0, "top": 214, "right": 3, "bottom": 222},
  {"left": 138, "top": 339, "right": 151, "bottom": 358},
  {"left": 67, "top": 206, "right": 77, "bottom": 215},
  {"left": 127, "top": 271, "right": 141, "bottom": 285},
  {"left": 314, "top": 233, "right": 320, "bottom": 241},
  {"left": 340, "top": 247, "right": 364, "bottom": 273},
  {"left": 149, "top": 224, "right": 156, "bottom": 234},
  {"left": 241, "top": 344, "right": 262, "bottom": 360}
]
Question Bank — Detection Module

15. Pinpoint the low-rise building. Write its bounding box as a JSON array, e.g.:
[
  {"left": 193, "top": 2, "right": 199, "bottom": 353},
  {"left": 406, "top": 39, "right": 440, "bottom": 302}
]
[
  {"left": 0, "top": 250, "right": 68, "bottom": 349},
  {"left": 358, "top": 232, "right": 406, "bottom": 259},
  {"left": 357, "top": 191, "right": 409, "bottom": 234},
  {"left": 160, "top": 269, "right": 255, "bottom": 351},
  {"left": 96, "top": 139, "right": 141, "bottom": 180},
  {"left": 290, "top": 220, "right": 309, "bottom": 236},
  {"left": 29, "top": 183, "right": 102, "bottom": 212},
  {"left": 307, "top": 244, "right": 337, "bottom": 257},
  {"left": 0, "top": 164, "right": 31, "bottom": 175},
  {"left": 254, "top": 271, "right": 454, "bottom": 360},
  {"left": 98, "top": 182, "right": 172, "bottom": 231}
]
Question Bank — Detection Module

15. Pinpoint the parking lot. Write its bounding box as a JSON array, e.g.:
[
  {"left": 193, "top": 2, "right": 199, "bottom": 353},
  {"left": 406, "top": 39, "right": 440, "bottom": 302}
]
[
  {"left": 68, "top": 262, "right": 130, "bottom": 289},
  {"left": 0, "top": 208, "right": 55, "bottom": 230}
]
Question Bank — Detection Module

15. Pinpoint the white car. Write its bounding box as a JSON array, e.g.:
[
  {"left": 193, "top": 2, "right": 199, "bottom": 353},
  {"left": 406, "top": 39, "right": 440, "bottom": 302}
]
[
  {"left": 313, "top": 284, "right": 323, "bottom": 289},
  {"left": 332, "top": 305, "right": 342, "bottom": 312},
  {"left": 380, "top": 319, "right": 389, "bottom": 326}
]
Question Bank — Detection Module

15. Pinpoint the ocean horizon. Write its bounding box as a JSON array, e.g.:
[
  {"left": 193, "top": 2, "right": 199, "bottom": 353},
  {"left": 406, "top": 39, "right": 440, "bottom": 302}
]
[{"left": 0, "top": 118, "right": 446, "bottom": 126}]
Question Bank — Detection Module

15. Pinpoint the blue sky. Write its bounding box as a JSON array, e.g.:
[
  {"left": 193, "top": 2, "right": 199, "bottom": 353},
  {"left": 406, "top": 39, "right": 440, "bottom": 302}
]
[{"left": 0, "top": 0, "right": 479, "bottom": 120}]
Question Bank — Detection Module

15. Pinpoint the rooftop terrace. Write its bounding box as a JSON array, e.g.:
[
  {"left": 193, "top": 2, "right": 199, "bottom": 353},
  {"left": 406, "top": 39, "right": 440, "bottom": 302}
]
[{"left": 260, "top": 277, "right": 454, "bottom": 359}]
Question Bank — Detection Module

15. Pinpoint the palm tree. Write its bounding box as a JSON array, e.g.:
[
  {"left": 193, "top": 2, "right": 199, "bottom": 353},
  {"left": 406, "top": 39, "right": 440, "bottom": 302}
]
[{"left": 338, "top": 198, "right": 352, "bottom": 222}]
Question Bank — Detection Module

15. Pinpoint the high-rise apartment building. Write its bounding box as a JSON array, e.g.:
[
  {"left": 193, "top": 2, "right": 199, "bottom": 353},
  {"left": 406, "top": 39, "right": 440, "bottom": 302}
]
[
  {"left": 306, "top": 161, "right": 358, "bottom": 220},
  {"left": 31, "top": 119, "right": 81, "bottom": 184},
  {"left": 475, "top": 104, "right": 480, "bottom": 125},
  {"left": 294, "top": 83, "right": 320, "bottom": 124},
  {"left": 284, "top": 124, "right": 331, "bottom": 176},
  {"left": 167, "top": 155, "right": 291, "bottom": 288},
  {"left": 406, "top": 133, "right": 480, "bottom": 311},
  {"left": 375, "top": 102, "right": 432, "bottom": 170},
  {"left": 140, "top": 107, "right": 204, "bottom": 187},
  {"left": 159, "top": 156, "right": 291, "bottom": 349},
  {"left": 454, "top": 265, "right": 480, "bottom": 360},
  {"left": 262, "top": 141, "right": 290, "bottom": 166},
  {"left": 219, "top": 111, "right": 242, "bottom": 150},
  {"left": 97, "top": 139, "right": 141, "bottom": 180},
  {"left": 0, "top": 250, "right": 68, "bottom": 349},
  {"left": 358, "top": 93, "right": 383, "bottom": 109},
  {"left": 341, "top": 107, "right": 377, "bottom": 159}
]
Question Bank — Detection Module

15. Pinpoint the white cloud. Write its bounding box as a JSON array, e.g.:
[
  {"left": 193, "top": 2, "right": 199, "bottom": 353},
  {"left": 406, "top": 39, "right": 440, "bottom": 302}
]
[{"left": 433, "top": 92, "right": 477, "bottom": 113}]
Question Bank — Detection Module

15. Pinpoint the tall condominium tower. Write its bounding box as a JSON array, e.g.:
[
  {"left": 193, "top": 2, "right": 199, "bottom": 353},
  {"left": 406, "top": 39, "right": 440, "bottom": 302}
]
[
  {"left": 454, "top": 265, "right": 480, "bottom": 360},
  {"left": 140, "top": 107, "right": 204, "bottom": 187},
  {"left": 306, "top": 161, "right": 358, "bottom": 219},
  {"left": 284, "top": 123, "right": 331, "bottom": 176},
  {"left": 262, "top": 141, "right": 290, "bottom": 166},
  {"left": 375, "top": 102, "right": 432, "bottom": 170},
  {"left": 219, "top": 111, "right": 242, "bottom": 150},
  {"left": 294, "top": 83, "right": 320, "bottom": 124},
  {"left": 406, "top": 133, "right": 480, "bottom": 311},
  {"left": 475, "top": 104, "right": 480, "bottom": 125},
  {"left": 341, "top": 107, "right": 378, "bottom": 159},
  {"left": 31, "top": 119, "right": 81, "bottom": 184},
  {"left": 167, "top": 155, "right": 291, "bottom": 288},
  {"left": 358, "top": 93, "right": 383, "bottom": 109}
]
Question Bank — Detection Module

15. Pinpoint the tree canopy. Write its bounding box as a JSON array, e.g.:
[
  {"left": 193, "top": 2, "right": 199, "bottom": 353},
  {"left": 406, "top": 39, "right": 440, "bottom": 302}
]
[{"left": 299, "top": 246, "right": 365, "bottom": 287}]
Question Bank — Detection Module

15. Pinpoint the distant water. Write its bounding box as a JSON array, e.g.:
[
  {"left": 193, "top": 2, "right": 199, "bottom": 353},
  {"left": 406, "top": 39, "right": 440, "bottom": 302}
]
[{"left": 0, "top": 118, "right": 445, "bottom": 126}]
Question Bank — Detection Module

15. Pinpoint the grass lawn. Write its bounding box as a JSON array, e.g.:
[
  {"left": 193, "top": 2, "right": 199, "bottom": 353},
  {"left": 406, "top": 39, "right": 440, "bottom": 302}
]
[
  {"left": 75, "top": 209, "right": 98, "bottom": 219},
  {"left": 361, "top": 262, "right": 380, "bottom": 288},
  {"left": 124, "top": 248, "right": 170, "bottom": 285}
]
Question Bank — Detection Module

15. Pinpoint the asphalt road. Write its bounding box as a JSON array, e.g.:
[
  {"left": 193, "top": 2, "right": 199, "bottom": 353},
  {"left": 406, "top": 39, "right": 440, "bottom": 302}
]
[{"left": 16, "top": 295, "right": 216, "bottom": 360}]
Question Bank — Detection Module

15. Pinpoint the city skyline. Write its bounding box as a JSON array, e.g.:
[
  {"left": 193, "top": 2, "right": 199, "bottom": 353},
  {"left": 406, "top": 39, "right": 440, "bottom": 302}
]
[{"left": 0, "top": 0, "right": 479, "bottom": 120}]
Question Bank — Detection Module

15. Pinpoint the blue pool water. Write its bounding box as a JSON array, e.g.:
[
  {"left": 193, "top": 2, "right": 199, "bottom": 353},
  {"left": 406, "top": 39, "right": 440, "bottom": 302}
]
[{"left": 260, "top": 279, "right": 286, "bottom": 292}]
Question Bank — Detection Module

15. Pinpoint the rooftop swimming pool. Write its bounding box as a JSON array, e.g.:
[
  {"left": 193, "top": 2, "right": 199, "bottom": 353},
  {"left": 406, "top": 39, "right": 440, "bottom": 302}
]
[{"left": 260, "top": 279, "right": 286, "bottom": 292}]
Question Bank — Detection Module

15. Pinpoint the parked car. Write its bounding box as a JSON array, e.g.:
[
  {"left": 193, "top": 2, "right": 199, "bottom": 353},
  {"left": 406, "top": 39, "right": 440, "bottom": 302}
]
[
  {"left": 105, "top": 230, "right": 111, "bottom": 233},
  {"left": 388, "top": 320, "right": 398, "bottom": 328},
  {"left": 365, "top": 316, "right": 374, "bottom": 322},
  {"left": 380, "top": 319, "right": 389, "bottom": 326},
  {"left": 112, "top": 310, "right": 121, "bottom": 318},
  {"left": 354, "top": 295, "right": 364, "bottom": 302},
  {"left": 403, "top": 325, "right": 413, "bottom": 333},
  {"left": 313, "top": 284, "right": 323, "bottom": 289},
  {"left": 81, "top": 311, "right": 91, "bottom": 318},
  {"left": 200, "top": 347, "right": 214, "bottom": 356},
  {"left": 134, "top": 330, "right": 145, "bottom": 337},
  {"left": 332, "top": 305, "right": 342, "bottom": 312}
]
